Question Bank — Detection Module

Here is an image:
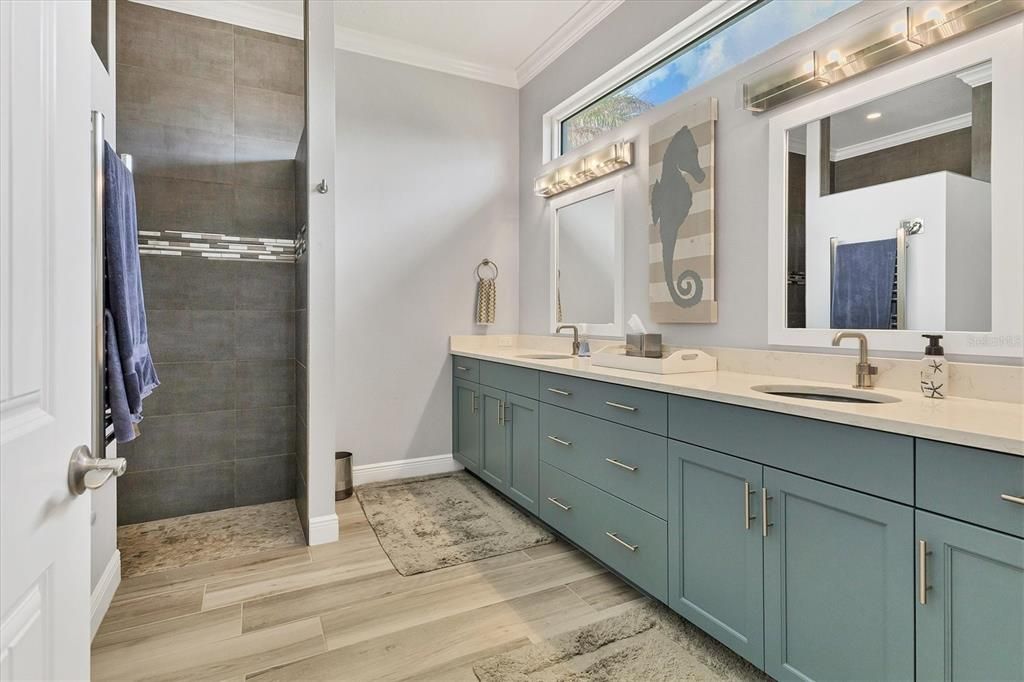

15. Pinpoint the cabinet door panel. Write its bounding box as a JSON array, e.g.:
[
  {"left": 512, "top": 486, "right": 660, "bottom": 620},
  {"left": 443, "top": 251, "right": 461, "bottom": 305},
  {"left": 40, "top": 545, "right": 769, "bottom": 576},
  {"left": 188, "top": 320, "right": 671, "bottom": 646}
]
[
  {"left": 668, "top": 442, "right": 764, "bottom": 668},
  {"left": 453, "top": 378, "right": 480, "bottom": 471},
  {"left": 506, "top": 394, "right": 539, "bottom": 514},
  {"left": 916, "top": 511, "right": 1024, "bottom": 682},
  {"left": 480, "top": 386, "right": 507, "bottom": 488},
  {"left": 764, "top": 469, "right": 913, "bottom": 682}
]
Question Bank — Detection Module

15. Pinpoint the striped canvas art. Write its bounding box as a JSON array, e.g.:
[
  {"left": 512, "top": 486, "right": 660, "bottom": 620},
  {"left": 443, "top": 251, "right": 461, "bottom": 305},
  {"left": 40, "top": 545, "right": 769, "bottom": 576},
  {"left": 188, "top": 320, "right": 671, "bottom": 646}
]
[{"left": 648, "top": 98, "right": 718, "bottom": 323}]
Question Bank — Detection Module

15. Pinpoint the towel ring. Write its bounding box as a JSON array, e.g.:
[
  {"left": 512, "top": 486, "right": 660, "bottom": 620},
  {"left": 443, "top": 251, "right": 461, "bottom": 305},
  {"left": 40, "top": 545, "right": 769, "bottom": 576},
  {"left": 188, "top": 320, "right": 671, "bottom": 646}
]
[{"left": 476, "top": 259, "right": 498, "bottom": 281}]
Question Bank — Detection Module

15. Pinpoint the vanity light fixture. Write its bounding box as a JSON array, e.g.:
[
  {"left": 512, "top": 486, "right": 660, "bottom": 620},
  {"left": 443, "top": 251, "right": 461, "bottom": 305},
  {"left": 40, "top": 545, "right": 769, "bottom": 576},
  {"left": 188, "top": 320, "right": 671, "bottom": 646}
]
[
  {"left": 740, "top": 0, "right": 1023, "bottom": 113},
  {"left": 534, "top": 141, "right": 633, "bottom": 197}
]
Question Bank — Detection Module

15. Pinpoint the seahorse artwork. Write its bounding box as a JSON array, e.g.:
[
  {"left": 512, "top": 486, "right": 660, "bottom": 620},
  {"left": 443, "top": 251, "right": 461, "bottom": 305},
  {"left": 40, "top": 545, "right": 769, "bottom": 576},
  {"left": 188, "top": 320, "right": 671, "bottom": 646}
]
[{"left": 647, "top": 98, "right": 718, "bottom": 323}]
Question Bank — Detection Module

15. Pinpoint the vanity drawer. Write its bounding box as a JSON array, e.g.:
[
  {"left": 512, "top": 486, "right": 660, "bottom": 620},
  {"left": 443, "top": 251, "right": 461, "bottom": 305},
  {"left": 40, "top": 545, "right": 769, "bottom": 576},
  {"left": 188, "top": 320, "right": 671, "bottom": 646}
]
[
  {"left": 539, "top": 373, "right": 667, "bottom": 435},
  {"left": 540, "top": 404, "right": 667, "bottom": 518},
  {"left": 451, "top": 356, "right": 480, "bottom": 383},
  {"left": 480, "top": 361, "right": 538, "bottom": 399},
  {"left": 540, "top": 462, "right": 667, "bottom": 601},
  {"left": 669, "top": 396, "right": 914, "bottom": 504},
  {"left": 917, "top": 440, "right": 1024, "bottom": 538}
]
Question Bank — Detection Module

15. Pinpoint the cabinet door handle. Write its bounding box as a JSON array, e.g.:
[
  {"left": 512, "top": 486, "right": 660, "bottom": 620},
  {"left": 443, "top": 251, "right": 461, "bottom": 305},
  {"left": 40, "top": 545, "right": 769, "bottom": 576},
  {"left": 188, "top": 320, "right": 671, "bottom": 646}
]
[
  {"left": 605, "top": 400, "right": 637, "bottom": 412},
  {"left": 546, "top": 435, "right": 572, "bottom": 447},
  {"left": 498, "top": 400, "right": 504, "bottom": 425},
  {"left": 504, "top": 402, "right": 511, "bottom": 423},
  {"left": 1000, "top": 493, "right": 1024, "bottom": 506},
  {"left": 918, "top": 539, "right": 934, "bottom": 605},
  {"left": 605, "top": 458, "right": 637, "bottom": 472},
  {"left": 605, "top": 532, "right": 638, "bottom": 552},
  {"left": 547, "top": 388, "right": 571, "bottom": 396},
  {"left": 744, "top": 480, "right": 757, "bottom": 530},
  {"left": 547, "top": 497, "right": 571, "bottom": 511},
  {"left": 471, "top": 392, "right": 478, "bottom": 414},
  {"left": 761, "top": 488, "right": 774, "bottom": 537},
  {"left": 456, "top": 365, "right": 471, "bottom": 372}
]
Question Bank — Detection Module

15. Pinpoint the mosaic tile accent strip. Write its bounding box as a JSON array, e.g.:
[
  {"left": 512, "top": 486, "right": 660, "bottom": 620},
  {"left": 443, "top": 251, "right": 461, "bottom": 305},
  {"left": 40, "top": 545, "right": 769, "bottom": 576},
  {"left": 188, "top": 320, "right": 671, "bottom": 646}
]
[{"left": 138, "top": 229, "right": 298, "bottom": 262}]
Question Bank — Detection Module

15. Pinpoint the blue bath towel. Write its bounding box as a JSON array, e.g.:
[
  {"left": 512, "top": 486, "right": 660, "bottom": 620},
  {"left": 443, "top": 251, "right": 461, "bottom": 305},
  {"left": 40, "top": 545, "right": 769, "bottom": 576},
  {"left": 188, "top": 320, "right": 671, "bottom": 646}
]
[
  {"left": 104, "top": 143, "right": 158, "bottom": 443},
  {"left": 831, "top": 238, "right": 897, "bottom": 330}
]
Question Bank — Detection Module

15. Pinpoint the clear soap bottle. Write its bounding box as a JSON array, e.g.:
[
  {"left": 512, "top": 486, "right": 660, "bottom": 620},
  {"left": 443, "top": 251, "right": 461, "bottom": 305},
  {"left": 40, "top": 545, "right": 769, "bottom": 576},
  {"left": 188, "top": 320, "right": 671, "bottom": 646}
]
[{"left": 920, "top": 334, "right": 946, "bottom": 399}]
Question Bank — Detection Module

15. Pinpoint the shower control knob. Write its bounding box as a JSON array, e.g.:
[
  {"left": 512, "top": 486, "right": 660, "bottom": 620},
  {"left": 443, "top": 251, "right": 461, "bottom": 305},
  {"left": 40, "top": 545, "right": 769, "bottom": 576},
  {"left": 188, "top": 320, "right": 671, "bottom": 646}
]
[
  {"left": 316, "top": 179, "right": 329, "bottom": 194},
  {"left": 68, "top": 444, "right": 127, "bottom": 496}
]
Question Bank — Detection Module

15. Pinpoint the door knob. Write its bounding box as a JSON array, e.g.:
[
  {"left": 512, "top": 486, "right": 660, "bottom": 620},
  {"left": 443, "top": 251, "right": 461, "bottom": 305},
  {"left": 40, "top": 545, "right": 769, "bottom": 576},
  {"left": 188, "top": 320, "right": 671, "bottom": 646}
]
[{"left": 68, "top": 444, "right": 126, "bottom": 495}]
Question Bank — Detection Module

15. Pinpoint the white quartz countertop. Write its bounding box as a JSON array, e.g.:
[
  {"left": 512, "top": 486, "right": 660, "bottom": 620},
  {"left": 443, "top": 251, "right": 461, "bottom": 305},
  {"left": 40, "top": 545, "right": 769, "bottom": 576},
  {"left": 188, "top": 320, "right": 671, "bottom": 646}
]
[{"left": 451, "top": 345, "right": 1023, "bottom": 456}]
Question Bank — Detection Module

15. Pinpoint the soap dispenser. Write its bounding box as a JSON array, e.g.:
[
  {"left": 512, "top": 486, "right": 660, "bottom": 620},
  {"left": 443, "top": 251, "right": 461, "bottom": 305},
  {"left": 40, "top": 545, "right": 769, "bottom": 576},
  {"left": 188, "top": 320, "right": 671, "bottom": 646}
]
[
  {"left": 577, "top": 337, "right": 591, "bottom": 369},
  {"left": 920, "top": 334, "right": 946, "bottom": 399}
]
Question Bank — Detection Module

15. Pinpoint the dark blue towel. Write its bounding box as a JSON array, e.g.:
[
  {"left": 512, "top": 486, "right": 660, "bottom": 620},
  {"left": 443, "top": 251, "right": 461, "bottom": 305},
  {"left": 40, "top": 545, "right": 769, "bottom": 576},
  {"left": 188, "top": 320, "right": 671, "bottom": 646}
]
[
  {"left": 104, "top": 143, "right": 158, "bottom": 443},
  {"left": 831, "top": 238, "right": 897, "bottom": 330}
]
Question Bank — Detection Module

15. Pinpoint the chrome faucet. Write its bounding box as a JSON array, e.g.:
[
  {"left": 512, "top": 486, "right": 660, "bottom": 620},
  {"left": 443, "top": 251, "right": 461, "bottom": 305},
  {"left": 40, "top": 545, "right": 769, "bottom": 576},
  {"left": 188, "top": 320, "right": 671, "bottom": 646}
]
[
  {"left": 556, "top": 325, "right": 581, "bottom": 356},
  {"left": 832, "top": 332, "right": 878, "bottom": 389}
]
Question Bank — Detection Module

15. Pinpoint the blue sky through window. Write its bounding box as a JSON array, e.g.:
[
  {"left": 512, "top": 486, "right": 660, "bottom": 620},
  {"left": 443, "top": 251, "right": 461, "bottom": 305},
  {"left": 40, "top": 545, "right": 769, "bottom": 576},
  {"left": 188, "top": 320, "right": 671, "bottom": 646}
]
[{"left": 560, "top": 0, "right": 856, "bottom": 153}]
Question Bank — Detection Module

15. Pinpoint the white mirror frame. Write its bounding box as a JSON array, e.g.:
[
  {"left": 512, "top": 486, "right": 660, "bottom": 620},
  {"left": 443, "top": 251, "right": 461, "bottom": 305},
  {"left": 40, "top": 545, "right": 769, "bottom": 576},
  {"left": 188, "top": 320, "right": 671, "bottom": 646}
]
[
  {"left": 767, "top": 21, "right": 1023, "bottom": 359},
  {"left": 549, "top": 175, "right": 625, "bottom": 339}
]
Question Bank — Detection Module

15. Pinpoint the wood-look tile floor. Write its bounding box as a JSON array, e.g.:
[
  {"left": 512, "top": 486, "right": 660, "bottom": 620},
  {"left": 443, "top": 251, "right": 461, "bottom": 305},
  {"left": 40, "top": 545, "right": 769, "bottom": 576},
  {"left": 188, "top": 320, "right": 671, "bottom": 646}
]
[{"left": 92, "top": 497, "right": 645, "bottom": 681}]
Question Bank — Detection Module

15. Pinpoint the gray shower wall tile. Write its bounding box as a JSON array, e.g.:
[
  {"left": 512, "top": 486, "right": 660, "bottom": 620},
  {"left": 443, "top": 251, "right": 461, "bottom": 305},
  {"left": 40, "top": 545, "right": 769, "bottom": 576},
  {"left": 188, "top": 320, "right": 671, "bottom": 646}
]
[
  {"left": 118, "top": 462, "right": 236, "bottom": 525},
  {"left": 117, "top": 65, "right": 234, "bottom": 136},
  {"left": 233, "top": 186, "right": 296, "bottom": 239},
  {"left": 234, "top": 85, "right": 305, "bottom": 144},
  {"left": 236, "top": 406, "right": 296, "bottom": 458},
  {"left": 141, "top": 256, "right": 237, "bottom": 311},
  {"left": 118, "top": 119, "right": 235, "bottom": 186},
  {"left": 234, "top": 136, "right": 298, "bottom": 191},
  {"left": 235, "top": 311, "right": 295, "bottom": 360},
  {"left": 235, "top": 262, "right": 295, "bottom": 311},
  {"left": 294, "top": 309, "right": 308, "bottom": 368},
  {"left": 235, "top": 454, "right": 296, "bottom": 506},
  {"left": 134, "top": 175, "right": 234, "bottom": 232},
  {"left": 296, "top": 364, "right": 308, "bottom": 426},
  {"left": 236, "top": 360, "right": 295, "bottom": 409},
  {"left": 119, "top": 410, "right": 236, "bottom": 472},
  {"left": 147, "top": 310, "right": 236, "bottom": 362},
  {"left": 116, "top": 3, "right": 234, "bottom": 83},
  {"left": 295, "top": 252, "right": 308, "bottom": 311},
  {"left": 234, "top": 33, "right": 305, "bottom": 97},
  {"left": 145, "top": 361, "right": 237, "bottom": 416}
]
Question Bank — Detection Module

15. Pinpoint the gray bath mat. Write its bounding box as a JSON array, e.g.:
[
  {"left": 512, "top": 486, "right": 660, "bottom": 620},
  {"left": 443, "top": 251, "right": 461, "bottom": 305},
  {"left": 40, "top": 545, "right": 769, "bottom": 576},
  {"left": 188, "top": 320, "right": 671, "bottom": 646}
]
[
  {"left": 356, "top": 471, "right": 554, "bottom": 576},
  {"left": 473, "top": 600, "right": 768, "bottom": 682}
]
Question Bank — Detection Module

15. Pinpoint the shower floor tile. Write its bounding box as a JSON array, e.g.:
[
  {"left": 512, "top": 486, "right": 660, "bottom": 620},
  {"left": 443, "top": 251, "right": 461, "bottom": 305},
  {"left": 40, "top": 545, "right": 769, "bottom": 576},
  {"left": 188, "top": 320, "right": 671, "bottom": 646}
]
[{"left": 118, "top": 500, "right": 306, "bottom": 578}]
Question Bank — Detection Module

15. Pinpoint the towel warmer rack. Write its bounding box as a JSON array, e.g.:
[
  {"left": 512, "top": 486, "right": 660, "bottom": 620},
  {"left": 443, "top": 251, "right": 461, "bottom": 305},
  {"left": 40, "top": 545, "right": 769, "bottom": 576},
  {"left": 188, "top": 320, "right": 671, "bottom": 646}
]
[{"left": 829, "top": 222, "right": 921, "bottom": 330}]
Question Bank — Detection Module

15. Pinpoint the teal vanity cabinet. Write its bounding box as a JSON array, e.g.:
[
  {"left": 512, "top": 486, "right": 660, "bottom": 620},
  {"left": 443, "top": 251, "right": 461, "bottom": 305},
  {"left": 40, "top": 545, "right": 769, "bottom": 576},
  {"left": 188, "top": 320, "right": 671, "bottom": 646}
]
[
  {"left": 479, "top": 385, "right": 509, "bottom": 488},
  {"left": 452, "top": 377, "right": 481, "bottom": 472}
]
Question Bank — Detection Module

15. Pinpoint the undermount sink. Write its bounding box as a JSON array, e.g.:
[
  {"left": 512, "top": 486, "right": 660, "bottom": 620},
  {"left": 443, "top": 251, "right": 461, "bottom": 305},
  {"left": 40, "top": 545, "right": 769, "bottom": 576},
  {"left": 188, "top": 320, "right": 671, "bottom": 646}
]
[
  {"left": 516, "top": 353, "right": 575, "bottom": 360},
  {"left": 752, "top": 384, "right": 901, "bottom": 404}
]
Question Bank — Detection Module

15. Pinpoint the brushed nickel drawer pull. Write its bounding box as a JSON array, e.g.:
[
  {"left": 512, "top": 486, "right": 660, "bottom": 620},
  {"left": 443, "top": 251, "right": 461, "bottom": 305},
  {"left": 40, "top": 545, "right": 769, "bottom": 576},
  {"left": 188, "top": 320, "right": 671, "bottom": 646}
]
[
  {"left": 605, "top": 458, "right": 637, "bottom": 472},
  {"left": 1000, "top": 493, "right": 1024, "bottom": 506},
  {"left": 761, "top": 488, "right": 774, "bottom": 537},
  {"left": 471, "top": 393, "right": 478, "bottom": 414},
  {"left": 498, "top": 400, "right": 504, "bottom": 425},
  {"left": 918, "top": 539, "right": 933, "bottom": 605},
  {"left": 605, "top": 532, "right": 638, "bottom": 552},
  {"left": 744, "top": 481, "right": 757, "bottom": 530},
  {"left": 547, "top": 497, "right": 571, "bottom": 511},
  {"left": 455, "top": 365, "right": 471, "bottom": 372},
  {"left": 605, "top": 400, "right": 637, "bottom": 412},
  {"left": 547, "top": 388, "right": 571, "bottom": 396},
  {"left": 547, "top": 435, "right": 572, "bottom": 447},
  {"left": 504, "top": 403, "right": 511, "bottom": 423}
]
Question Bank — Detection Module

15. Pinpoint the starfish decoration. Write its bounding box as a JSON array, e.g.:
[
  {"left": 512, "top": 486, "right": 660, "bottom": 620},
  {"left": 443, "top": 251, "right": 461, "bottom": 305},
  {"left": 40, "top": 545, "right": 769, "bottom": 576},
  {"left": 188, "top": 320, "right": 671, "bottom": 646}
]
[
  {"left": 920, "top": 380, "right": 944, "bottom": 398},
  {"left": 928, "top": 360, "right": 943, "bottom": 373}
]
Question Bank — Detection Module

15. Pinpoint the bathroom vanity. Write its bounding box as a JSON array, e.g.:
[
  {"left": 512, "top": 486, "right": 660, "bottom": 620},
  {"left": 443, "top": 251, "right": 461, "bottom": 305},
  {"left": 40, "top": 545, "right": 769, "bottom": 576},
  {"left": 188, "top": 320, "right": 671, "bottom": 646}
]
[{"left": 450, "top": 349, "right": 1023, "bottom": 682}]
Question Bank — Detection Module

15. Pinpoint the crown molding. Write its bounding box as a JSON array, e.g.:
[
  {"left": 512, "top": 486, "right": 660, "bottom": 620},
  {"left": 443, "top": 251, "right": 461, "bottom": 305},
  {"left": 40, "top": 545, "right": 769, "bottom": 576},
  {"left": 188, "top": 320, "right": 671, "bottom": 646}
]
[
  {"left": 130, "top": 0, "right": 302, "bottom": 39},
  {"left": 955, "top": 62, "right": 993, "bottom": 87},
  {"left": 333, "top": 24, "right": 518, "bottom": 87},
  {"left": 515, "top": 0, "right": 624, "bottom": 87},
  {"left": 831, "top": 113, "right": 972, "bottom": 162}
]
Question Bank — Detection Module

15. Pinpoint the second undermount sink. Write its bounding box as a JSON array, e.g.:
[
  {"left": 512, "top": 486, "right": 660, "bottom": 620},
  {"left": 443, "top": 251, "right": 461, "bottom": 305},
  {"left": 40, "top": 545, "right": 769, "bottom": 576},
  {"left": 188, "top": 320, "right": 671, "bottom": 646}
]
[
  {"left": 516, "top": 353, "right": 575, "bottom": 360},
  {"left": 752, "top": 384, "right": 901, "bottom": 404}
]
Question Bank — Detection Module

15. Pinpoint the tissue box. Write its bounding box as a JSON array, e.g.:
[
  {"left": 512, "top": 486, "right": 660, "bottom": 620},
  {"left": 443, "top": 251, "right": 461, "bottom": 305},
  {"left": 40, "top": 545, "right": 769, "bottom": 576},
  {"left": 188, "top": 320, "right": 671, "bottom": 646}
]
[{"left": 625, "top": 333, "right": 662, "bottom": 358}]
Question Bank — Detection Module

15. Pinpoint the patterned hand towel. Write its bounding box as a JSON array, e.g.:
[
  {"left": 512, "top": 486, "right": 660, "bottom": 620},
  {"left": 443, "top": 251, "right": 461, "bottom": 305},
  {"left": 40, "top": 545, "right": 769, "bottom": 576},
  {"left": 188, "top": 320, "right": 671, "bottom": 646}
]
[{"left": 477, "top": 277, "right": 496, "bottom": 325}]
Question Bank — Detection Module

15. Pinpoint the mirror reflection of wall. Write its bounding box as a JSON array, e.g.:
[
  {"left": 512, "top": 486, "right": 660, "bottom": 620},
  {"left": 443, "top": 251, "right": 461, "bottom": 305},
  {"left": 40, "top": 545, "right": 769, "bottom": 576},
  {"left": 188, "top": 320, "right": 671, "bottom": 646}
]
[
  {"left": 555, "top": 190, "right": 616, "bottom": 326},
  {"left": 786, "top": 62, "right": 992, "bottom": 333}
]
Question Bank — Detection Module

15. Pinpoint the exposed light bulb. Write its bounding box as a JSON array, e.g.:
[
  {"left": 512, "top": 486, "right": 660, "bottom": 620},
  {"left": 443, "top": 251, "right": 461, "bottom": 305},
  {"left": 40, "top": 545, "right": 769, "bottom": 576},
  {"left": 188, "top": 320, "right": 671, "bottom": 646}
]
[
  {"left": 827, "top": 49, "right": 842, "bottom": 64},
  {"left": 866, "top": 112, "right": 882, "bottom": 120},
  {"left": 802, "top": 60, "right": 814, "bottom": 74}
]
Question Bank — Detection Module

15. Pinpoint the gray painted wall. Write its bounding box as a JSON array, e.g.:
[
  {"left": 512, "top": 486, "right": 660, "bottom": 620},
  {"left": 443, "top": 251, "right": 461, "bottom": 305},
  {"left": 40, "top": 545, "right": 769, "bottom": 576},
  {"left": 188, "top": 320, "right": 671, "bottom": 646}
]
[
  {"left": 116, "top": 2, "right": 303, "bottom": 523},
  {"left": 334, "top": 50, "right": 519, "bottom": 467},
  {"left": 518, "top": 0, "right": 956, "bottom": 353}
]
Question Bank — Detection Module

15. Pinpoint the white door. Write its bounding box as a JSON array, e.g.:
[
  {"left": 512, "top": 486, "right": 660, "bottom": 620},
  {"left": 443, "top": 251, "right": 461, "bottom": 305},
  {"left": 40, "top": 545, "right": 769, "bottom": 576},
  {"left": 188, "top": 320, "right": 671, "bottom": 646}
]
[{"left": 1, "top": 1, "right": 94, "bottom": 680}]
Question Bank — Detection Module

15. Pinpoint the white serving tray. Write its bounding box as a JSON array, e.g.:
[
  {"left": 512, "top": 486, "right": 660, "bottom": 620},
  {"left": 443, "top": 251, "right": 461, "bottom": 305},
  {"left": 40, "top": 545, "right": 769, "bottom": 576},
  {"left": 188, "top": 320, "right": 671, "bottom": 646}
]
[{"left": 592, "top": 345, "right": 717, "bottom": 374}]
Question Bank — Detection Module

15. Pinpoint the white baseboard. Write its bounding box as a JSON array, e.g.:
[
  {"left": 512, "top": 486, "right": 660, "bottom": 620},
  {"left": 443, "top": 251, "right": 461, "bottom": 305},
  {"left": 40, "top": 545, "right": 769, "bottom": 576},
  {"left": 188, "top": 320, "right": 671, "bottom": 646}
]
[
  {"left": 90, "top": 549, "right": 120, "bottom": 640},
  {"left": 352, "top": 453, "right": 463, "bottom": 486},
  {"left": 307, "top": 513, "right": 340, "bottom": 546}
]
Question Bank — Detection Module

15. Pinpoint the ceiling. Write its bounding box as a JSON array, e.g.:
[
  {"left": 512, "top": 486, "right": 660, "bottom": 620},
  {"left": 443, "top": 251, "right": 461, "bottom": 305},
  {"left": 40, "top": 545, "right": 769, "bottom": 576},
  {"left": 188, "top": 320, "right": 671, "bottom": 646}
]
[{"left": 132, "top": 0, "right": 623, "bottom": 87}]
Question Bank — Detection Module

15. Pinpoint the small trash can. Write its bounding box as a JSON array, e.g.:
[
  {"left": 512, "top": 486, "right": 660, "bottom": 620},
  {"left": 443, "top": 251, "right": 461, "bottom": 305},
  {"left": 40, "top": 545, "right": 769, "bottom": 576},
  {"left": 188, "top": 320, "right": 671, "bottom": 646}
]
[{"left": 335, "top": 451, "right": 353, "bottom": 500}]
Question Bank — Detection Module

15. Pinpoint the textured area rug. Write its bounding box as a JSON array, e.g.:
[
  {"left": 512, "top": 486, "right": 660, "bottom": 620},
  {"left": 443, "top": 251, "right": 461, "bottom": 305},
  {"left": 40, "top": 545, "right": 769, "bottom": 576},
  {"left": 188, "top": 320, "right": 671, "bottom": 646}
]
[
  {"left": 356, "top": 472, "right": 554, "bottom": 575},
  {"left": 473, "top": 600, "right": 768, "bottom": 682},
  {"left": 117, "top": 500, "right": 306, "bottom": 578}
]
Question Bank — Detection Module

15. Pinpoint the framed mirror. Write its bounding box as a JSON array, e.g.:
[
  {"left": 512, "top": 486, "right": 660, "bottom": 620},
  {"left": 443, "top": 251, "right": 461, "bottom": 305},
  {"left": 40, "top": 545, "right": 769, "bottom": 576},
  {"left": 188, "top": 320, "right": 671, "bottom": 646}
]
[
  {"left": 549, "top": 176, "right": 624, "bottom": 338},
  {"left": 768, "top": 25, "right": 1022, "bottom": 357}
]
